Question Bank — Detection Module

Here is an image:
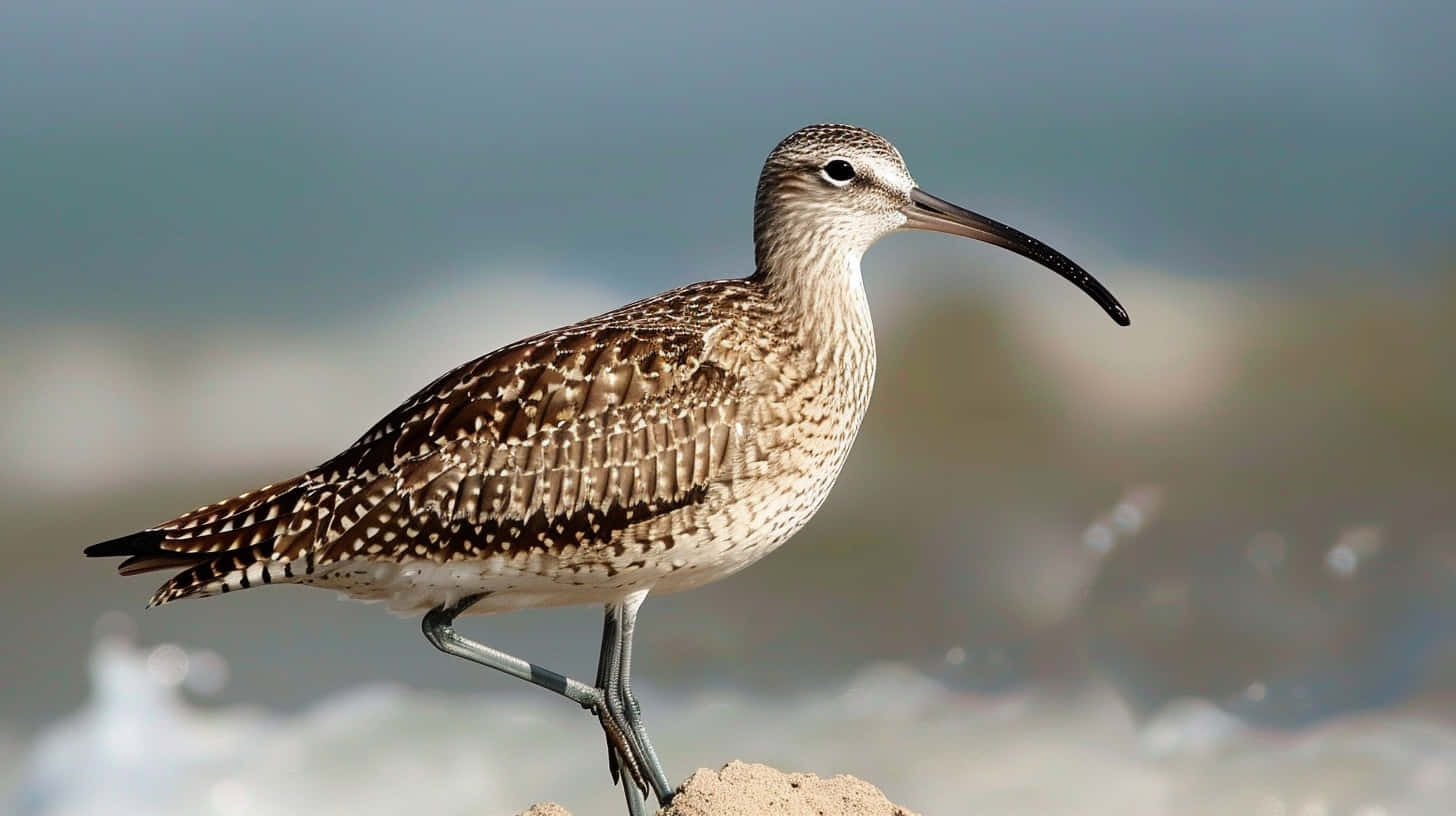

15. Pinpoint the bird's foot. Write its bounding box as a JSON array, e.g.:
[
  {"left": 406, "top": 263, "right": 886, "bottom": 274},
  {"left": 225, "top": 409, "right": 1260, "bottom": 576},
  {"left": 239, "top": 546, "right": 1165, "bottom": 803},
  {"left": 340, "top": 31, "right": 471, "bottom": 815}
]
[{"left": 589, "top": 694, "right": 650, "bottom": 795}]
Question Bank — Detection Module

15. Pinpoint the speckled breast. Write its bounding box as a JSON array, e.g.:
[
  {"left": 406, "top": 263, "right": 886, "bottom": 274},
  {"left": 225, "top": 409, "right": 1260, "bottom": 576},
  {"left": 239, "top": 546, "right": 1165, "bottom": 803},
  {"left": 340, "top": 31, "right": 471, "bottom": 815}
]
[{"left": 642, "top": 316, "right": 878, "bottom": 596}]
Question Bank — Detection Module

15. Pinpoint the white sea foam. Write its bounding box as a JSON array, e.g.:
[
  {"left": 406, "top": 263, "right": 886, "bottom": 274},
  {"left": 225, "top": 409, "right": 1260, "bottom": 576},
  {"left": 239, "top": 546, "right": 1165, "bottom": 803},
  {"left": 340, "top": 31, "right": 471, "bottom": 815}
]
[{"left": 8, "top": 635, "right": 1454, "bottom": 815}]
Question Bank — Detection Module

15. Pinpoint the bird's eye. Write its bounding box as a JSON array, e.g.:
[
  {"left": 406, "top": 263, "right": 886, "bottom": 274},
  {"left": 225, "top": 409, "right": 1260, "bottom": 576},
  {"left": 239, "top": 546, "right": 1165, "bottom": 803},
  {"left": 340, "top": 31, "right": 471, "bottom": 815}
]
[{"left": 821, "top": 159, "right": 856, "bottom": 185}]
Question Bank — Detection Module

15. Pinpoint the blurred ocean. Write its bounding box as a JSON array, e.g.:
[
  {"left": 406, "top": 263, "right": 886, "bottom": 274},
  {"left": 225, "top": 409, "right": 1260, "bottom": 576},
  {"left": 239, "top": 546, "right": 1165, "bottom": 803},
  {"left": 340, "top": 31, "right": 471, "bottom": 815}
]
[
  {"left": 7, "top": 628, "right": 1454, "bottom": 815},
  {"left": 3, "top": 1, "right": 1454, "bottom": 812}
]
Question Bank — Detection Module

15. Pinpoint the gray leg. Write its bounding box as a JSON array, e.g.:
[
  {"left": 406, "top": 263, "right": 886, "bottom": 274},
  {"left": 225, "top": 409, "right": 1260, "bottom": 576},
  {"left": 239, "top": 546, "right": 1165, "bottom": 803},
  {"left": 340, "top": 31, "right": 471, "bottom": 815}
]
[
  {"left": 618, "top": 759, "right": 649, "bottom": 816},
  {"left": 422, "top": 594, "right": 648, "bottom": 816},
  {"left": 422, "top": 594, "right": 602, "bottom": 707},
  {"left": 598, "top": 590, "right": 675, "bottom": 806},
  {"left": 596, "top": 604, "right": 644, "bottom": 789},
  {"left": 615, "top": 591, "right": 674, "bottom": 803}
]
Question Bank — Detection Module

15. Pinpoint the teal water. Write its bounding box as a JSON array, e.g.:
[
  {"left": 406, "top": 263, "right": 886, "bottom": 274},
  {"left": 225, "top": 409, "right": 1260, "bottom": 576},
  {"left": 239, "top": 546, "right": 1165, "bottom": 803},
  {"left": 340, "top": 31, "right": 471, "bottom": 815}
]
[{"left": 3, "top": 1, "right": 1453, "bottom": 323}]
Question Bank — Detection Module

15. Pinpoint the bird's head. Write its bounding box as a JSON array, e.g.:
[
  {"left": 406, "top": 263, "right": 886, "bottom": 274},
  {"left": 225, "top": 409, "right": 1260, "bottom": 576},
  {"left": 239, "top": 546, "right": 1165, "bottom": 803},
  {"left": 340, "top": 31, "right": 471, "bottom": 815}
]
[{"left": 754, "top": 123, "right": 1129, "bottom": 326}]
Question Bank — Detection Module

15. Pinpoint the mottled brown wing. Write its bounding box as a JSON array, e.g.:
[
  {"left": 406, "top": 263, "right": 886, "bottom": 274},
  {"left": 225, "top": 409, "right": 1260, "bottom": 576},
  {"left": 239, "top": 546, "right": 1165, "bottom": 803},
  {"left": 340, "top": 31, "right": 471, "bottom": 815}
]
[
  {"left": 87, "top": 315, "right": 746, "bottom": 603},
  {"left": 307, "top": 324, "right": 743, "bottom": 567},
  {"left": 85, "top": 280, "right": 766, "bottom": 604}
]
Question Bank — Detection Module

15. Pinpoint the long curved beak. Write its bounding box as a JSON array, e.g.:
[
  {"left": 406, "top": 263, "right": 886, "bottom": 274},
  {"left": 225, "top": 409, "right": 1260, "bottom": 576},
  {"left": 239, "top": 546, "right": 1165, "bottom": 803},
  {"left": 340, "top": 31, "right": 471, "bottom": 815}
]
[{"left": 903, "top": 188, "right": 1130, "bottom": 326}]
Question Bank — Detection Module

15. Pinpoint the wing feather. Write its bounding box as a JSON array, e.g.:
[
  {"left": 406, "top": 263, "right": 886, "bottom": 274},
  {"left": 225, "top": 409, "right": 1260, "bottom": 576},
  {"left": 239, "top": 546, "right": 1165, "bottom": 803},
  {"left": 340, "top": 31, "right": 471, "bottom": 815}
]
[
  {"left": 299, "top": 322, "right": 742, "bottom": 567},
  {"left": 88, "top": 281, "right": 762, "bottom": 602}
]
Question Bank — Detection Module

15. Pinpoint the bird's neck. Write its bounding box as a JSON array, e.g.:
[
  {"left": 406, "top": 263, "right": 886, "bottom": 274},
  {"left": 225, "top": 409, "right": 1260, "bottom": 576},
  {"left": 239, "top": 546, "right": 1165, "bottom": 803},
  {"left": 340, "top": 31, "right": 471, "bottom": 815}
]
[{"left": 752, "top": 241, "right": 876, "bottom": 366}]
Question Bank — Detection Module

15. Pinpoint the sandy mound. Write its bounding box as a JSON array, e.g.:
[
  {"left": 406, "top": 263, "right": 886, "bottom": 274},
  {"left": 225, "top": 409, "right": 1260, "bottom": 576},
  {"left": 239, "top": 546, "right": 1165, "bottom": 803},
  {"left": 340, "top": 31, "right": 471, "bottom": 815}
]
[{"left": 518, "top": 761, "right": 920, "bottom": 816}]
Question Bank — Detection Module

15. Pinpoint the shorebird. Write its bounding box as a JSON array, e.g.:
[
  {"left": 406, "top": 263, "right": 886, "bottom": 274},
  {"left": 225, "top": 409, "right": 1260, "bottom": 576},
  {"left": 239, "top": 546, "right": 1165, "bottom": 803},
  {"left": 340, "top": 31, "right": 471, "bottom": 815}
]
[{"left": 87, "top": 123, "right": 1128, "bottom": 814}]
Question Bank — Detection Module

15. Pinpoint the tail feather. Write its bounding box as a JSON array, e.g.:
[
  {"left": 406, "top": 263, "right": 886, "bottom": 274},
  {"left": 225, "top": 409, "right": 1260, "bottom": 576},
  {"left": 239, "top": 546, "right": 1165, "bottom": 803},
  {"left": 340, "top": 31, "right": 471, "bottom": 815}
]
[
  {"left": 155, "top": 478, "right": 310, "bottom": 551},
  {"left": 86, "top": 531, "right": 213, "bottom": 576},
  {"left": 84, "top": 530, "right": 166, "bottom": 560},
  {"left": 118, "top": 553, "right": 207, "bottom": 576},
  {"left": 147, "top": 547, "right": 280, "bottom": 606},
  {"left": 85, "top": 475, "right": 322, "bottom": 604}
]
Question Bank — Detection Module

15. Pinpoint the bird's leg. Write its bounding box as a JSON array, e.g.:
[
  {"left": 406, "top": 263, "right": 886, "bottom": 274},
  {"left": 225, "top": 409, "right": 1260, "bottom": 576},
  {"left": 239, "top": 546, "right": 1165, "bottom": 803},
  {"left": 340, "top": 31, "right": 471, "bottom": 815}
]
[
  {"left": 422, "top": 594, "right": 603, "bottom": 707},
  {"left": 602, "top": 617, "right": 649, "bottom": 816},
  {"left": 421, "top": 593, "right": 646, "bottom": 815},
  {"left": 596, "top": 603, "right": 645, "bottom": 791},
  {"left": 605, "top": 590, "right": 675, "bottom": 805},
  {"left": 597, "top": 601, "right": 653, "bottom": 802}
]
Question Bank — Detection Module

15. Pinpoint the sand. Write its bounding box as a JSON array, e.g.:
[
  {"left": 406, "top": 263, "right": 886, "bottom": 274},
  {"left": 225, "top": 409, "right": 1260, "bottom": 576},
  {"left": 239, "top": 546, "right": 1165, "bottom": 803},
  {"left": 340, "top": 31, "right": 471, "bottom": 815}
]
[{"left": 518, "top": 761, "right": 920, "bottom": 816}]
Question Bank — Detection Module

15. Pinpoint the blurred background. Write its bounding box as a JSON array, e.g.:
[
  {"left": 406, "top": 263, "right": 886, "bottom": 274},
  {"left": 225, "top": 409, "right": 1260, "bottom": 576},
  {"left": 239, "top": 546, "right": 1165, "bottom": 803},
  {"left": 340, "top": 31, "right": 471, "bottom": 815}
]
[{"left": 3, "top": 1, "right": 1454, "bottom": 813}]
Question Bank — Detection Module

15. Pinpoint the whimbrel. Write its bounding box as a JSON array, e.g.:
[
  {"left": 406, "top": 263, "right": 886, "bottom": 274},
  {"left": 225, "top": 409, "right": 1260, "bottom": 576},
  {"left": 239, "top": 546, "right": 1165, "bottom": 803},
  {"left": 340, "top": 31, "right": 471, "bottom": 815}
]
[{"left": 87, "top": 124, "right": 1128, "bottom": 814}]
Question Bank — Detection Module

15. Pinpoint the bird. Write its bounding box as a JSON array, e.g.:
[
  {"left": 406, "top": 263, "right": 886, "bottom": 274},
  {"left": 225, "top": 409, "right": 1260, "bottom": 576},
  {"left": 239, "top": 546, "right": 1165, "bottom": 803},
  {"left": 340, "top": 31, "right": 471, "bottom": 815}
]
[{"left": 86, "top": 123, "right": 1129, "bottom": 815}]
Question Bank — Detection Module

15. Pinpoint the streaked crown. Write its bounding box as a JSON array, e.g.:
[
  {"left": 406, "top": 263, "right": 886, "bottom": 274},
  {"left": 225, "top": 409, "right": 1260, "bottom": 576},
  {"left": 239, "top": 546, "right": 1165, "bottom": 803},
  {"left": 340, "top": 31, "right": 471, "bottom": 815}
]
[{"left": 753, "top": 124, "right": 917, "bottom": 268}]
